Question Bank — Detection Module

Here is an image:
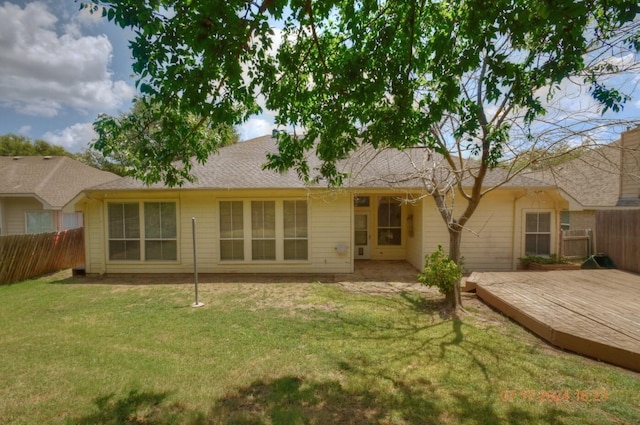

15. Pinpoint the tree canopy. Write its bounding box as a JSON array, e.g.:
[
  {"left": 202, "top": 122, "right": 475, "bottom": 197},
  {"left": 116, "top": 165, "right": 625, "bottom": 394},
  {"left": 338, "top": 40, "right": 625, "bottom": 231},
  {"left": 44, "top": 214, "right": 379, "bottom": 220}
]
[
  {"left": 93, "top": 97, "right": 239, "bottom": 182},
  {"left": 0, "top": 134, "right": 72, "bottom": 157}
]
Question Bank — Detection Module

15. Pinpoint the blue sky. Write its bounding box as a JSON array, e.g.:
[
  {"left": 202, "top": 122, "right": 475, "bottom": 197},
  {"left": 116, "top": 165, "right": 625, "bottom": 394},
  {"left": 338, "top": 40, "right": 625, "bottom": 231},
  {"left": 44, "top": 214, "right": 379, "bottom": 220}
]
[
  {"left": 0, "top": 1, "right": 638, "bottom": 154},
  {"left": 0, "top": 1, "right": 274, "bottom": 153}
]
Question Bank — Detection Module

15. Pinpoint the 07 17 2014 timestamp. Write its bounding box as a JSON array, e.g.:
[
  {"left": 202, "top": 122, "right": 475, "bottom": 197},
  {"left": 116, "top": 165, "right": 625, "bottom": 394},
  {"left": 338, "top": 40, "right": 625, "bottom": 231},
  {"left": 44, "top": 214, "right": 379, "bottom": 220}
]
[{"left": 499, "top": 389, "right": 609, "bottom": 403}]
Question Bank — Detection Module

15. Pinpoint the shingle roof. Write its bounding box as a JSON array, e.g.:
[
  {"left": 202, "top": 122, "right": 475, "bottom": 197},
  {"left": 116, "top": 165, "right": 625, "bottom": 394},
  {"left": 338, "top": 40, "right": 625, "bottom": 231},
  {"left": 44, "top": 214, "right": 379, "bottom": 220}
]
[
  {"left": 90, "top": 135, "right": 552, "bottom": 191},
  {"left": 0, "top": 156, "right": 120, "bottom": 208},
  {"left": 528, "top": 144, "right": 621, "bottom": 208}
]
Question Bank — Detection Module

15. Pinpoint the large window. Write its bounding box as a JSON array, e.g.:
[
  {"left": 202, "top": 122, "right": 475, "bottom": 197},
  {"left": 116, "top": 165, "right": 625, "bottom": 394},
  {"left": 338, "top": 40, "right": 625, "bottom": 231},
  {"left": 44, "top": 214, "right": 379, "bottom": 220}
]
[
  {"left": 25, "top": 211, "right": 54, "bottom": 234},
  {"left": 219, "top": 200, "right": 308, "bottom": 262},
  {"left": 220, "top": 201, "right": 244, "bottom": 260},
  {"left": 108, "top": 202, "right": 177, "bottom": 261},
  {"left": 525, "top": 212, "right": 551, "bottom": 256},
  {"left": 377, "top": 196, "right": 402, "bottom": 246},
  {"left": 284, "top": 200, "right": 308, "bottom": 260}
]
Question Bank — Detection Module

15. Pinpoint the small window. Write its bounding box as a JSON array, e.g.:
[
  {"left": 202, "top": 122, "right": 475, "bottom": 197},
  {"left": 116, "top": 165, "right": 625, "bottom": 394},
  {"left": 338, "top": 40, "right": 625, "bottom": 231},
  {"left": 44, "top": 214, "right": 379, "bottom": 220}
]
[
  {"left": 354, "top": 196, "right": 370, "bottom": 207},
  {"left": 525, "top": 212, "right": 551, "bottom": 256}
]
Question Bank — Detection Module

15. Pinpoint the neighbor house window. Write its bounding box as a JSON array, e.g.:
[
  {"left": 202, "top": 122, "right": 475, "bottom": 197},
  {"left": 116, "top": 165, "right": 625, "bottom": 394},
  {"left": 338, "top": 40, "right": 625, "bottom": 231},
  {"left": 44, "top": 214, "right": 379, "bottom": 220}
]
[
  {"left": 108, "top": 201, "right": 178, "bottom": 261},
  {"left": 144, "top": 202, "right": 177, "bottom": 261},
  {"left": 108, "top": 203, "right": 140, "bottom": 260},
  {"left": 283, "top": 200, "right": 308, "bottom": 260},
  {"left": 377, "top": 196, "right": 402, "bottom": 246},
  {"left": 525, "top": 212, "right": 551, "bottom": 256},
  {"left": 25, "top": 211, "right": 54, "bottom": 234},
  {"left": 219, "top": 201, "right": 244, "bottom": 260},
  {"left": 62, "top": 212, "right": 83, "bottom": 230},
  {"left": 251, "top": 201, "right": 276, "bottom": 260}
]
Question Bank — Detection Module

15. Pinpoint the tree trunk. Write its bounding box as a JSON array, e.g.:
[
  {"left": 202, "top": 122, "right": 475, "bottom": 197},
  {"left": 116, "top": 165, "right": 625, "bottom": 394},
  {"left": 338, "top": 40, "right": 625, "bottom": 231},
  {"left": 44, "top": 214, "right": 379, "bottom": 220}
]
[{"left": 444, "top": 227, "right": 463, "bottom": 310}]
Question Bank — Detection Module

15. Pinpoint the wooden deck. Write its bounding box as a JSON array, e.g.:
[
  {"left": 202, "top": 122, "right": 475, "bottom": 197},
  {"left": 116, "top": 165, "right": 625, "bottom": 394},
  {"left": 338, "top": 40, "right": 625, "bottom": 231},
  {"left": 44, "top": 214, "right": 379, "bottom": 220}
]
[{"left": 466, "top": 269, "right": 640, "bottom": 372}]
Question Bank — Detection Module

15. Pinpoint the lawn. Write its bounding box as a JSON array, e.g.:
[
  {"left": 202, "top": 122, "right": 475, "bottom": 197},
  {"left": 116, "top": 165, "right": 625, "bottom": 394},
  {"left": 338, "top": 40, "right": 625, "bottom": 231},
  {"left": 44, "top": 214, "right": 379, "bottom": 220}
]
[{"left": 0, "top": 271, "right": 638, "bottom": 425}]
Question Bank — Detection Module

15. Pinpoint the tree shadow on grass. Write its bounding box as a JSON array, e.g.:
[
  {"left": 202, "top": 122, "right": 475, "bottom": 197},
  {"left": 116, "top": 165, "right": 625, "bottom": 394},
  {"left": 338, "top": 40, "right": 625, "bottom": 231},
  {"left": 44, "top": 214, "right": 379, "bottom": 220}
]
[
  {"left": 70, "top": 377, "right": 575, "bottom": 425},
  {"left": 70, "top": 389, "right": 204, "bottom": 425}
]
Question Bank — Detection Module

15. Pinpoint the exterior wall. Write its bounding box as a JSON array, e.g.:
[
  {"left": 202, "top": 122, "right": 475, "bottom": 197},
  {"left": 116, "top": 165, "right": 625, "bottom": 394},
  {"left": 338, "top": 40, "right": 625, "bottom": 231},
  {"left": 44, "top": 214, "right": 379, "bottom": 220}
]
[
  {"left": 80, "top": 189, "right": 353, "bottom": 275},
  {"left": 620, "top": 126, "right": 640, "bottom": 199},
  {"left": 420, "top": 189, "right": 568, "bottom": 272}
]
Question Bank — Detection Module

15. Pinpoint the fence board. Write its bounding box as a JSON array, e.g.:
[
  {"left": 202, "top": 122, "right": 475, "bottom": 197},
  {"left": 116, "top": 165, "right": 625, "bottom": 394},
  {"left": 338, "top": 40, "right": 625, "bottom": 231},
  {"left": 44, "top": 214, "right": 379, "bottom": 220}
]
[
  {"left": 595, "top": 210, "right": 640, "bottom": 274},
  {"left": 0, "top": 228, "right": 85, "bottom": 285}
]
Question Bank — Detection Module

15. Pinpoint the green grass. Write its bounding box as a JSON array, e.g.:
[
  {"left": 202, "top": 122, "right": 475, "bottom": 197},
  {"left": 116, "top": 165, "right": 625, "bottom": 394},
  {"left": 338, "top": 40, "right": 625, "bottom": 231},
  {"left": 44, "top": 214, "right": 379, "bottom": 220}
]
[{"left": 0, "top": 272, "right": 638, "bottom": 425}]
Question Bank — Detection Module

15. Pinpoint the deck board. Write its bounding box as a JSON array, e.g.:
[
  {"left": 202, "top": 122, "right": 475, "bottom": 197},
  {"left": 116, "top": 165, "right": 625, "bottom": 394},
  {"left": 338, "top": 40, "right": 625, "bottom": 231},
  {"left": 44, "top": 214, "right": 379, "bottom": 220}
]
[{"left": 467, "top": 270, "right": 640, "bottom": 372}]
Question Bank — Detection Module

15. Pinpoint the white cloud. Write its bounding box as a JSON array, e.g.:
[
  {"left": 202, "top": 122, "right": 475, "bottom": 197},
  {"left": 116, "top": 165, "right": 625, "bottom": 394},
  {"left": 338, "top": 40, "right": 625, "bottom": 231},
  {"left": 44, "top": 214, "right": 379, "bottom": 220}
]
[
  {"left": 42, "top": 122, "right": 97, "bottom": 152},
  {"left": 0, "top": 2, "right": 135, "bottom": 117},
  {"left": 18, "top": 125, "right": 32, "bottom": 135},
  {"left": 239, "top": 117, "right": 275, "bottom": 141}
]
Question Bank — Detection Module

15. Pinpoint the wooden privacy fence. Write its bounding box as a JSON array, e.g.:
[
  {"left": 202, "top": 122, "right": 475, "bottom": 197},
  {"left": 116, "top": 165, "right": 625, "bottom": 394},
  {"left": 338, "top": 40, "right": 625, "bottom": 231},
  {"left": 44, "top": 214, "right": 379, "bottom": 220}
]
[
  {"left": 560, "top": 229, "right": 592, "bottom": 259},
  {"left": 0, "top": 228, "right": 85, "bottom": 285},
  {"left": 595, "top": 210, "right": 640, "bottom": 274}
]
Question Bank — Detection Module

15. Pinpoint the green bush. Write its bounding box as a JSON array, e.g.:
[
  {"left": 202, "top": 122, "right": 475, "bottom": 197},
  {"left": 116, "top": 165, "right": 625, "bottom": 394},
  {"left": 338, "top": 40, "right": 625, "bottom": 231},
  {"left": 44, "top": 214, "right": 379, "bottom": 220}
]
[{"left": 418, "top": 245, "right": 462, "bottom": 294}]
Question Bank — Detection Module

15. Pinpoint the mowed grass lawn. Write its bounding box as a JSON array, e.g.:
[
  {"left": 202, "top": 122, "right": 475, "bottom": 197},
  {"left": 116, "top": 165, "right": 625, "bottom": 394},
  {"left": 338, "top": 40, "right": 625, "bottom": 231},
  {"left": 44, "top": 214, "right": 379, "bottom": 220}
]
[{"left": 0, "top": 271, "right": 638, "bottom": 425}]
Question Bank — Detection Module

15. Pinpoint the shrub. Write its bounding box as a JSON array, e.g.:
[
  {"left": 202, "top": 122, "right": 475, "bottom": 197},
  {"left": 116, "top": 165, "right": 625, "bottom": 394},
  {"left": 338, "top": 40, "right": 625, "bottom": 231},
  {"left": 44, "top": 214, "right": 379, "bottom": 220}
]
[{"left": 418, "top": 245, "right": 462, "bottom": 294}]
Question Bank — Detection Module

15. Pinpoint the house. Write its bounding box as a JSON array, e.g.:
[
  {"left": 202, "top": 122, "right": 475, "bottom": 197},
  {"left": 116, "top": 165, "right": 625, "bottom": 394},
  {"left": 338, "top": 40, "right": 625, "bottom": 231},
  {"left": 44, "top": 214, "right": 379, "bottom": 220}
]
[
  {"left": 69, "top": 135, "right": 574, "bottom": 276},
  {"left": 0, "top": 156, "right": 120, "bottom": 235}
]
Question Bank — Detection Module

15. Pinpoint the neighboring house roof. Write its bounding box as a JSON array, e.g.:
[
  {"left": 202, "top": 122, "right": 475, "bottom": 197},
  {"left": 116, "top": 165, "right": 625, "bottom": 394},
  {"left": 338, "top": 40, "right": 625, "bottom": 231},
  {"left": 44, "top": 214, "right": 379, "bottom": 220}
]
[
  {"left": 89, "top": 135, "right": 553, "bottom": 192},
  {"left": 0, "top": 156, "right": 120, "bottom": 208},
  {"left": 528, "top": 144, "right": 621, "bottom": 209}
]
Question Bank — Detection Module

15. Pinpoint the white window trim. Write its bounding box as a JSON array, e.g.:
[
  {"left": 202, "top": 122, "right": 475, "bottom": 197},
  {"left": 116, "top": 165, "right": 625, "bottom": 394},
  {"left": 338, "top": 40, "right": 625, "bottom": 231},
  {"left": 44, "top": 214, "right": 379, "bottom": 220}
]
[
  {"left": 105, "top": 200, "right": 180, "bottom": 264},
  {"left": 218, "top": 199, "right": 310, "bottom": 263}
]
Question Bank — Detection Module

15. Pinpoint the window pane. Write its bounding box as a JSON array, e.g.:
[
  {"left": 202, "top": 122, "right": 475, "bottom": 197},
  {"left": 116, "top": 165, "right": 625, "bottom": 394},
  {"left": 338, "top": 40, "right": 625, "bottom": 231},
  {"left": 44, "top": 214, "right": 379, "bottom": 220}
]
[
  {"left": 109, "top": 240, "right": 140, "bottom": 260},
  {"left": 378, "top": 198, "right": 391, "bottom": 226},
  {"left": 145, "top": 240, "right": 177, "bottom": 261},
  {"left": 537, "top": 234, "right": 551, "bottom": 256},
  {"left": 538, "top": 213, "right": 551, "bottom": 232},
  {"left": 108, "top": 204, "right": 124, "bottom": 238},
  {"left": 284, "top": 240, "right": 308, "bottom": 260},
  {"left": 221, "top": 240, "right": 244, "bottom": 261},
  {"left": 124, "top": 203, "right": 140, "bottom": 238},
  {"left": 525, "top": 213, "right": 538, "bottom": 232},
  {"left": 284, "top": 200, "right": 307, "bottom": 238},
  {"left": 252, "top": 239, "right": 276, "bottom": 260},
  {"left": 251, "top": 201, "right": 275, "bottom": 238},
  {"left": 220, "top": 201, "right": 243, "bottom": 238},
  {"left": 144, "top": 203, "right": 161, "bottom": 238},
  {"left": 525, "top": 234, "right": 551, "bottom": 256},
  {"left": 378, "top": 228, "right": 401, "bottom": 246}
]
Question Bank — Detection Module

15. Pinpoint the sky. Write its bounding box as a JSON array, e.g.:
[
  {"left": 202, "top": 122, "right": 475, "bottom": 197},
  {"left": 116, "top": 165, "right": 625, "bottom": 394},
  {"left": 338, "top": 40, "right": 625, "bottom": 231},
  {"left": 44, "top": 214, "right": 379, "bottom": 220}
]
[
  {"left": 0, "top": 1, "right": 275, "bottom": 153},
  {"left": 0, "top": 1, "right": 638, "bottom": 154}
]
